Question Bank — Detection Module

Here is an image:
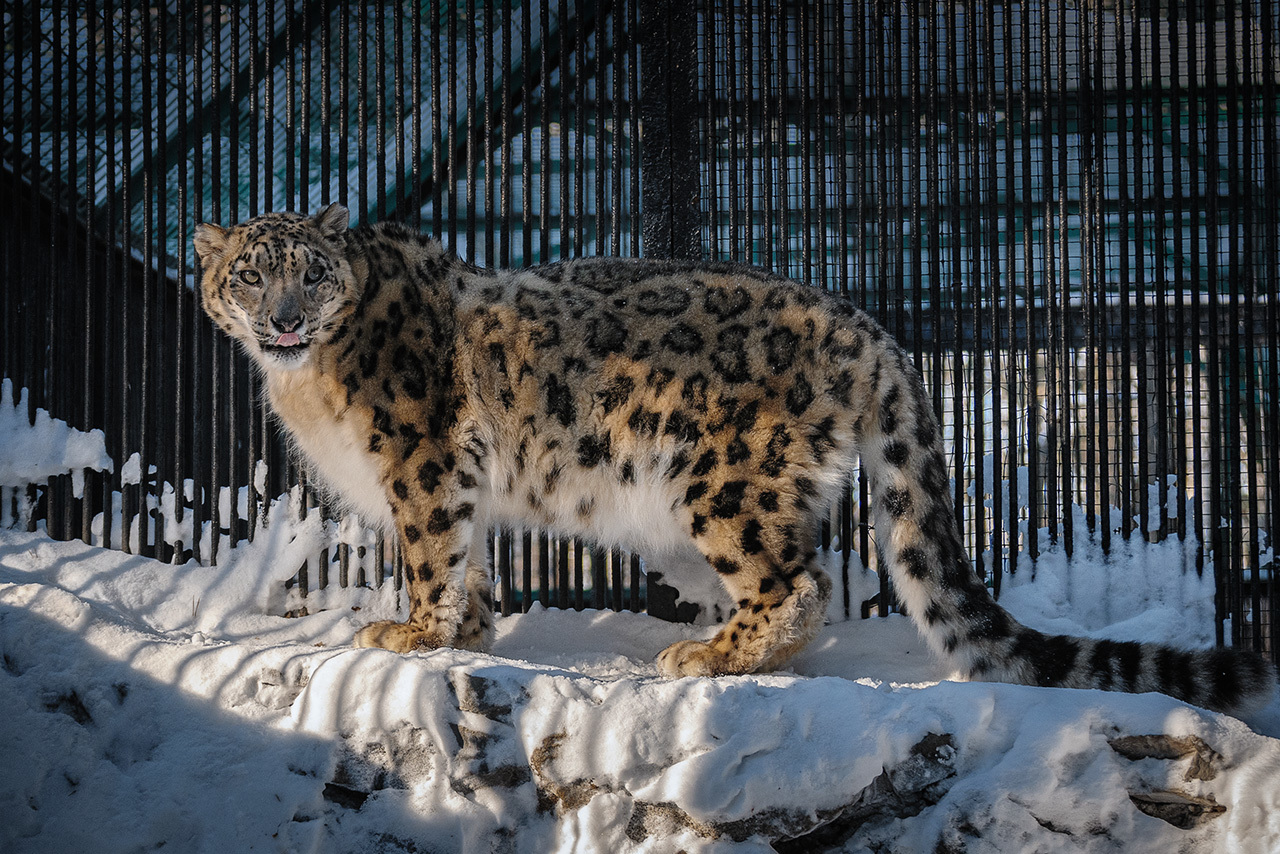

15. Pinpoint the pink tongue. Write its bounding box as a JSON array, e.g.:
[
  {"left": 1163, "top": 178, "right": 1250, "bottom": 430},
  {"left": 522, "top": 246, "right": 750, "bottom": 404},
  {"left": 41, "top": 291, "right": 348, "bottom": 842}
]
[{"left": 276, "top": 332, "right": 301, "bottom": 347}]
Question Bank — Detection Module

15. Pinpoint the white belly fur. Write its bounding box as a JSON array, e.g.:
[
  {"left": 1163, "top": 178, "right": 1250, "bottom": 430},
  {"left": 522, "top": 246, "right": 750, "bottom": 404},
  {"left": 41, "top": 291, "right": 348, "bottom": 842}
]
[
  {"left": 267, "top": 370, "right": 690, "bottom": 552},
  {"left": 482, "top": 450, "right": 692, "bottom": 556}
]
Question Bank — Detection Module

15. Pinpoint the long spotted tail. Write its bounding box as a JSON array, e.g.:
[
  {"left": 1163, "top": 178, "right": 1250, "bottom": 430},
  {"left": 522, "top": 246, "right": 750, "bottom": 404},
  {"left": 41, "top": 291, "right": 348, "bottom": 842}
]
[{"left": 860, "top": 362, "right": 1276, "bottom": 715}]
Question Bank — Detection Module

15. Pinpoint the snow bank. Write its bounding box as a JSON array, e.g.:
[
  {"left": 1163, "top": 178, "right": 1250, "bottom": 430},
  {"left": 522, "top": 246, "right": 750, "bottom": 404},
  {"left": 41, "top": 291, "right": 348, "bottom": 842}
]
[
  {"left": 3, "top": 528, "right": 1280, "bottom": 853},
  {"left": 0, "top": 379, "right": 112, "bottom": 500}
]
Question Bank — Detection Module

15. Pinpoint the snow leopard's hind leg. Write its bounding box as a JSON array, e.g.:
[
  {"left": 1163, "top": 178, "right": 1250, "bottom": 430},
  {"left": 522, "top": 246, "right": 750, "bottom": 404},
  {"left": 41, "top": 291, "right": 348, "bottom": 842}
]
[{"left": 657, "top": 494, "right": 833, "bottom": 677}]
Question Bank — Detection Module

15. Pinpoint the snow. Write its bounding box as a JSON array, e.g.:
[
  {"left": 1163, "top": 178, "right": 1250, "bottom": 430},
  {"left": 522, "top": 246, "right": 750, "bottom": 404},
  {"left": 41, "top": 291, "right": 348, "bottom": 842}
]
[
  {"left": 3, "top": 392, "right": 1280, "bottom": 852},
  {"left": 0, "top": 379, "right": 112, "bottom": 500}
]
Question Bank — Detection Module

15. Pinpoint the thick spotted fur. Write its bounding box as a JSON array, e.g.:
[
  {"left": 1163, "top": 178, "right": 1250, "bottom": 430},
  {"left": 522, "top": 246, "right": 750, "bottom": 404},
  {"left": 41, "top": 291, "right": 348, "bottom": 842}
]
[{"left": 193, "top": 206, "right": 1276, "bottom": 715}]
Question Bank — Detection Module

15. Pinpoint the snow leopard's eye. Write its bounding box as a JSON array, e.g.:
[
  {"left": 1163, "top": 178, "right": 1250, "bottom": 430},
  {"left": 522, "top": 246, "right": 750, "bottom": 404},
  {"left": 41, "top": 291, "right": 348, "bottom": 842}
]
[
  {"left": 304, "top": 263, "right": 326, "bottom": 284},
  {"left": 237, "top": 269, "right": 261, "bottom": 286}
]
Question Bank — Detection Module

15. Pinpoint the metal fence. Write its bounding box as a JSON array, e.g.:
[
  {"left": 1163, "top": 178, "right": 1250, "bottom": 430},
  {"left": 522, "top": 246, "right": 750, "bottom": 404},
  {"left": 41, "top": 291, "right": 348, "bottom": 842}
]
[{"left": 2, "top": 0, "right": 1277, "bottom": 657}]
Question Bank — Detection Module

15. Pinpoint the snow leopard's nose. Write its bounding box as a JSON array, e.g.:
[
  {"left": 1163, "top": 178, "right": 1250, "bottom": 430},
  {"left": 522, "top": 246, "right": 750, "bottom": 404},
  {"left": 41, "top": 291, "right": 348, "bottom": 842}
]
[
  {"left": 268, "top": 308, "right": 300, "bottom": 332},
  {"left": 271, "top": 312, "right": 302, "bottom": 333},
  {"left": 270, "top": 295, "right": 303, "bottom": 333}
]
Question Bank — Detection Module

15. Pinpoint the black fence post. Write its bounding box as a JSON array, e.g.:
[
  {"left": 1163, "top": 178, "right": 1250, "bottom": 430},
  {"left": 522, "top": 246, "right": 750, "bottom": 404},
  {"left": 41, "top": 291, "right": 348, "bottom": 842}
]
[
  {"left": 635, "top": 0, "right": 701, "bottom": 621},
  {"left": 639, "top": 0, "right": 701, "bottom": 261}
]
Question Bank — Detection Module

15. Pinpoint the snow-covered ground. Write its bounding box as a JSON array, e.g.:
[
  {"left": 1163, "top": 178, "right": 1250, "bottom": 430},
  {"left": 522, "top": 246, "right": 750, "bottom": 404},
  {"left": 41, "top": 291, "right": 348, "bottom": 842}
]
[{"left": 3, "top": 389, "right": 1280, "bottom": 853}]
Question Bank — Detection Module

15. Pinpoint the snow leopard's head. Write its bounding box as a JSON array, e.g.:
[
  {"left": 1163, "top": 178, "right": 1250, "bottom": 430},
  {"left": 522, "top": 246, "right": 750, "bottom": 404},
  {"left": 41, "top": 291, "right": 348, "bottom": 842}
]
[{"left": 194, "top": 204, "right": 358, "bottom": 371}]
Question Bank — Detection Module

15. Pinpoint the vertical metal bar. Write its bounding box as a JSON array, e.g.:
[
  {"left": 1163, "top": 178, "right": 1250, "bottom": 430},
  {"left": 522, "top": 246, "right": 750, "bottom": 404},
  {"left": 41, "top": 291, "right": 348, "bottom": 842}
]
[
  {"left": 393, "top": 3, "right": 404, "bottom": 224},
  {"left": 47, "top": 0, "right": 66, "bottom": 542},
  {"left": 1000, "top": 0, "right": 1019, "bottom": 591},
  {"left": 1089, "top": 0, "right": 1110, "bottom": 554},
  {"left": 207, "top": 3, "right": 228, "bottom": 564},
  {"left": 445, "top": 0, "right": 458, "bottom": 244},
  {"left": 591, "top": 545, "right": 606, "bottom": 610},
  {"left": 521, "top": 0, "right": 533, "bottom": 264},
  {"left": 944, "top": 0, "right": 965, "bottom": 544},
  {"left": 116, "top": 0, "right": 137, "bottom": 554},
  {"left": 23, "top": 0, "right": 42, "bottom": 429},
  {"left": 339, "top": 0, "right": 351, "bottom": 210},
  {"left": 777, "top": 3, "right": 791, "bottom": 278},
  {"left": 1223, "top": 0, "right": 1252, "bottom": 649},
  {"left": 557, "top": 537, "right": 569, "bottom": 610},
  {"left": 721, "top": 1, "right": 739, "bottom": 263},
  {"left": 357, "top": 0, "right": 368, "bottom": 219},
  {"left": 832, "top": 0, "right": 854, "bottom": 599},
  {"left": 969, "top": 0, "right": 988, "bottom": 574},
  {"left": 1262, "top": 0, "right": 1280, "bottom": 660},
  {"left": 1021, "top": 0, "right": 1038, "bottom": 565},
  {"left": 610, "top": 547, "right": 623, "bottom": 613},
  {"left": 743, "top": 0, "right": 757, "bottom": 267},
  {"left": 1133, "top": 0, "right": 1152, "bottom": 540},
  {"left": 247, "top": 0, "right": 264, "bottom": 550},
  {"left": 609, "top": 0, "right": 623, "bottom": 257},
  {"left": 465, "top": 0, "right": 477, "bottom": 255},
  {"left": 287, "top": 1, "right": 299, "bottom": 209},
  {"left": 1116, "top": 0, "right": 1136, "bottom": 542},
  {"left": 82, "top": 2, "right": 102, "bottom": 546},
  {"left": 1078, "top": 0, "right": 1096, "bottom": 539},
  {"left": 375, "top": 2, "right": 387, "bottom": 224},
  {"left": 1203, "top": 0, "right": 1229, "bottom": 645},
  {"left": 1074, "top": 0, "right": 1090, "bottom": 537},
  {"left": 1166, "top": 2, "right": 1188, "bottom": 546},
  {"left": 628, "top": 0, "right": 641, "bottom": 259},
  {"left": 1150, "top": 0, "right": 1171, "bottom": 541},
  {"left": 573, "top": 539, "right": 585, "bottom": 611},
  {"left": 639, "top": 0, "right": 700, "bottom": 260},
  {"left": 227, "top": 1, "right": 244, "bottom": 560},
  {"left": 1055, "top": 0, "right": 1072, "bottom": 555},
  {"left": 805, "top": 4, "right": 821, "bottom": 292},
  {"left": 1041, "top": 0, "right": 1059, "bottom": 546},
  {"left": 539, "top": 0, "right": 551, "bottom": 261},
  {"left": 702, "top": 0, "right": 718, "bottom": 257},
  {"left": 411, "top": 1, "right": 422, "bottom": 231},
  {"left": 762, "top": 0, "right": 776, "bottom": 271},
  {"left": 500, "top": 0, "right": 512, "bottom": 266},
  {"left": 591, "top": 0, "right": 607, "bottom": 257},
  {"left": 629, "top": 552, "right": 642, "bottom": 613},
  {"left": 432, "top": 0, "right": 444, "bottom": 239},
  {"left": 140, "top": 0, "right": 158, "bottom": 557},
  {"left": 321, "top": 0, "right": 333, "bottom": 206},
  {"left": 538, "top": 531, "right": 551, "bottom": 607},
  {"left": 558, "top": 0, "right": 571, "bottom": 257},
  {"left": 249, "top": 0, "right": 261, "bottom": 219},
  {"left": 1238, "top": 0, "right": 1263, "bottom": 652},
  {"left": 573, "top": 0, "right": 586, "bottom": 254},
  {"left": 97, "top": 0, "right": 122, "bottom": 550},
  {"left": 522, "top": 530, "right": 533, "bottom": 614},
  {"left": 155, "top": 4, "right": 175, "bottom": 560},
  {"left": 1185, "top": 0, "right": 1208, "bottom": 581},
  {"left": 982, "top": 0, "right": 1001, "bottom": 589},
  {"left": 191, "top": 3, "right": 209, "bottom": 564},
  {"left": 499, "top": 529, "right": 513, "bottom": 617},
  {"left": 174, "top": 0, "right": 192, "bottom": 562}
]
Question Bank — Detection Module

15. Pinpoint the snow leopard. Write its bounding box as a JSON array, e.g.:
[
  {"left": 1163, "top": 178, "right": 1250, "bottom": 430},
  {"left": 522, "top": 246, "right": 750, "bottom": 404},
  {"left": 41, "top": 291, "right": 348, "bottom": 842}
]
[{"left": 193, "top": 204, "right": 1275, "bottom": 715}]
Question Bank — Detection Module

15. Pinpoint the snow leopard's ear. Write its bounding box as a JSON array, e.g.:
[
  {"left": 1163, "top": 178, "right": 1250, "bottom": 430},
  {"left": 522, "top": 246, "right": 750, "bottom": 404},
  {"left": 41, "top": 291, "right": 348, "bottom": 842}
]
[
  {"left": 313, "top": 203, "right": 349, "bottom": 240},
  {"left": 192, "top": 223, "right": 230, "bottom": 267}
]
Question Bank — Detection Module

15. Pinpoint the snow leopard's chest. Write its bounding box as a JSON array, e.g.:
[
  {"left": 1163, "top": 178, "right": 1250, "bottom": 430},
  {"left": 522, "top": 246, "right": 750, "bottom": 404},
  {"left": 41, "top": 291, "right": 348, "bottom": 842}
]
[{"left": 266, "top": 370, "right": 395, "bottom": 531}]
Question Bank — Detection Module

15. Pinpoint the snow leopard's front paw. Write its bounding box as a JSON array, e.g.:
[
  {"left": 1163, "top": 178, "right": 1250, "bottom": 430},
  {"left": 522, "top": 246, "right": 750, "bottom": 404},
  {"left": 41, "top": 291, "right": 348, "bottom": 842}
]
[
  {"left": 353, "top": 620, "right": 452, "bottom": 653},
  {"left": 657, "top": 639, "right": 735, "bottom": 677}
]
